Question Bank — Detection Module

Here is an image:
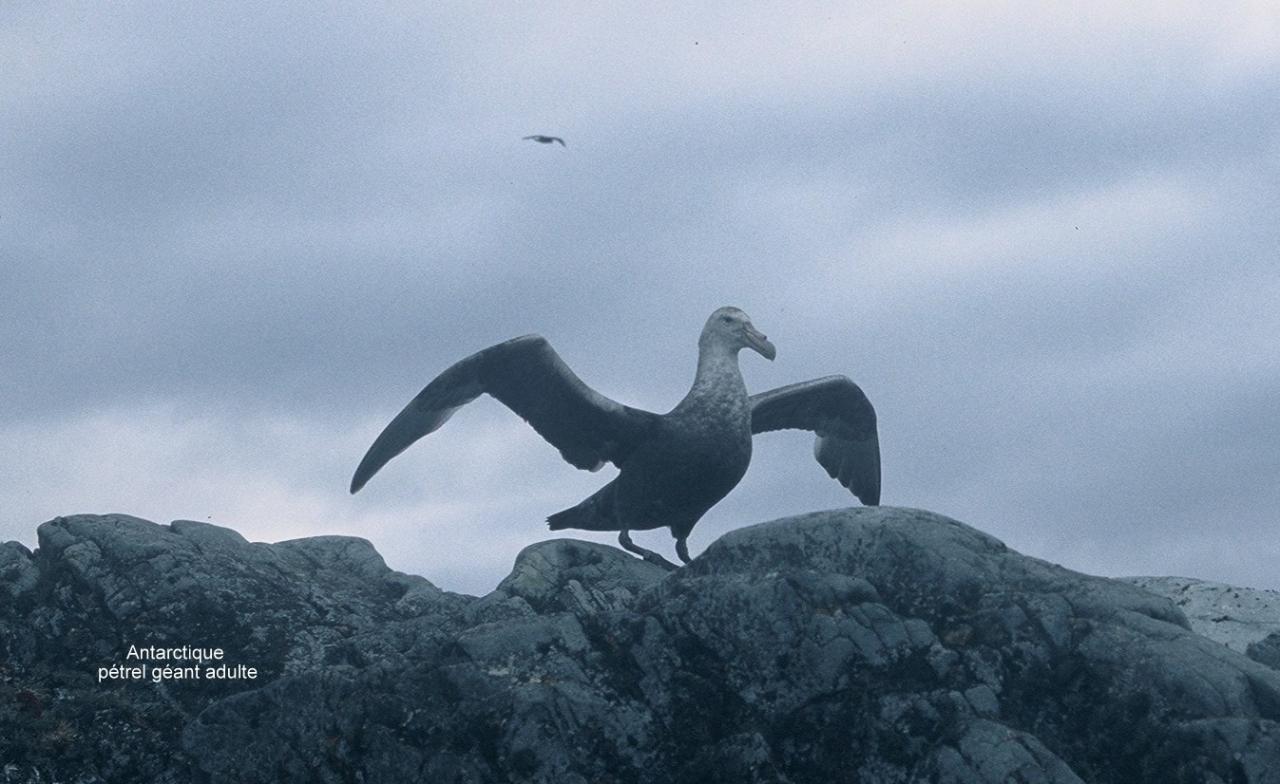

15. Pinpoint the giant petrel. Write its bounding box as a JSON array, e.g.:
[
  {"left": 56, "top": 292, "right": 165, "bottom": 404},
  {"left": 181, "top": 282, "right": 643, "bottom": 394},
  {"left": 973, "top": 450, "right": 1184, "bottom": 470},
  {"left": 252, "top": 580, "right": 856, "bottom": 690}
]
[{"left": 350, "top": 307, "right": 880, "bottom": 568}]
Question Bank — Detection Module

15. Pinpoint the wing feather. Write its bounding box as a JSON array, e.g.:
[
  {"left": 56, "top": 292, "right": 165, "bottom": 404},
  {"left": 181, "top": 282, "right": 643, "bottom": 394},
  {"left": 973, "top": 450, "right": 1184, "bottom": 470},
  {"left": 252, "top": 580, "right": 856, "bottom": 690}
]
[
  {"left": 350, "top": 335, "right": 657, "bottom": 493},
  {"left": 749, "top": 376, "right": 880, "bottom": 505}
]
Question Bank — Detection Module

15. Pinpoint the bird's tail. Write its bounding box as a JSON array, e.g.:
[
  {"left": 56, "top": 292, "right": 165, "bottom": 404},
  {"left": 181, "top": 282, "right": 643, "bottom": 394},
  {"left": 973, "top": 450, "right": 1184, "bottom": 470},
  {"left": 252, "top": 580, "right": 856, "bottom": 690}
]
[{"left": 547, "top": 482, "right": 617, "bottom": 531}]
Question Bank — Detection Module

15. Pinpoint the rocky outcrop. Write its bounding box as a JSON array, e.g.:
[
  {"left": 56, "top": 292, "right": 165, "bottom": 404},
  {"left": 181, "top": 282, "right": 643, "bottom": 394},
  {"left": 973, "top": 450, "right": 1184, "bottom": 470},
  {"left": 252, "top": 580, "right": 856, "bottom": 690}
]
[
  {"left": 1251, "top": 633, "right": 1280, "bottom": 671},
  {"left": 1123, "top": 576, "right": 1280, "bottom": 669},
  {"left": 2, "top": 508, "right": 1279, "bottom": 783}
]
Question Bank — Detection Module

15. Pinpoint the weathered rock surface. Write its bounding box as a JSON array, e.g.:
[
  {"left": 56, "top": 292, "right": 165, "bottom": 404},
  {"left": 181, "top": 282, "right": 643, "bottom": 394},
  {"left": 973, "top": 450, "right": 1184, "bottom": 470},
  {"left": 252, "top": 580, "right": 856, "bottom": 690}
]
[
  {"left": 1251, "top": 633, "right": 1280, "bottom": 671},
  {"left": 2, "top": 508, "right": 1279, "bottom": 783},
  {"left": 1122, "top": 576, "right": 1280, "bottom": 668}
]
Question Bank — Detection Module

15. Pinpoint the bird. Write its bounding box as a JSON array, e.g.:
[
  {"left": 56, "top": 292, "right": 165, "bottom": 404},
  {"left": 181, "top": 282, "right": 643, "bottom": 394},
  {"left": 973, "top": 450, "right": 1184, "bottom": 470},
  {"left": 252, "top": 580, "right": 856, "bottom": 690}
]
[
  {"left": 350, "top": 307, "right": 879, "bottom": 569},
  {"left": 523, "top": 135, "right": 566, "bottom": 147}
]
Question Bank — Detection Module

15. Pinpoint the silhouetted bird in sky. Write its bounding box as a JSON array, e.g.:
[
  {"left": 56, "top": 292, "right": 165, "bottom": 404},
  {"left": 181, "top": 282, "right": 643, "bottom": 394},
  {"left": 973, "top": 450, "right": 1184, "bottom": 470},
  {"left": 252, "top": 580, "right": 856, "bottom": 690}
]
[
  {"left": 523, "top": 135, "right": 566, "bottom": 147},
  {"left": 350, "top": 307, "right": 880, "bottom": 569}
]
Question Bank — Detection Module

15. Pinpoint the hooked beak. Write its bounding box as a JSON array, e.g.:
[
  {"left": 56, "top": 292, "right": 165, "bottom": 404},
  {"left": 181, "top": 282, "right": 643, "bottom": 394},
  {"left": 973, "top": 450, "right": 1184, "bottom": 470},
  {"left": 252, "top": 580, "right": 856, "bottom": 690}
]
[{"left": 745, "top": 325, "right": 777, "bottom": 360}]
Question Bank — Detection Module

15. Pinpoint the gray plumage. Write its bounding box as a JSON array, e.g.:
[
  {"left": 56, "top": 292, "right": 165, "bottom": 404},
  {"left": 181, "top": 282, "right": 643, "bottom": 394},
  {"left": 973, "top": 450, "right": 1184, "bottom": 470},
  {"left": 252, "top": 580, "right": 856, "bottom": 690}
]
[{"left": 350, "top": 307, "right": 879, "bottom": 568}]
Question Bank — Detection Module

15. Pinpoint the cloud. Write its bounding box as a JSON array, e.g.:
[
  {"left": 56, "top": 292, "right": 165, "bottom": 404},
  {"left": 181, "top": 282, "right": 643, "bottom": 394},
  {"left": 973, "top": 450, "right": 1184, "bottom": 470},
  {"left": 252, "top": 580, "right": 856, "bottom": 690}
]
[{"left": 1, "top": 2, "right": 1277, "bottom": 593}]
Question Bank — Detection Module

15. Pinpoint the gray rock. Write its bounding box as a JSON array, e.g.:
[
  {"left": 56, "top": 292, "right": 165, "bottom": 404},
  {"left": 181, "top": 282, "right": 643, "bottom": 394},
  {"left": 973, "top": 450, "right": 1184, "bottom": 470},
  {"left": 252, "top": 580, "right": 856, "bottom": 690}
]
[
  {"left": 3, "top": 507, "right": 1280, "bottom": 783},
  {"left": 1249, "top": 632, "right": 1280, "bottom": 670},
  {"left": 928, "top": 719, "right": 1085, "bottom": 784},
  {"left": 489, "top": 537, "right": 668, "bottom": 615},
  {"left": 1123, "top": 575, "right": 1280, "bottom": 656},
  {"left": 0, "top": 541, "right": 38, "bottom": 599}
]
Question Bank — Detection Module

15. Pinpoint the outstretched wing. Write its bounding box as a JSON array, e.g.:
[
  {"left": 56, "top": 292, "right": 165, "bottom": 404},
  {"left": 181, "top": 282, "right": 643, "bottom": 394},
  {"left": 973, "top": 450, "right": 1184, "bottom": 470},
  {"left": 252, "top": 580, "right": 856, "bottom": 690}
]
[
  {"left": 749, "top": 375, "right": 880, "bottom": 505},
  {"left": 351, "top": 335, "right": 658, "bottom": 493}
]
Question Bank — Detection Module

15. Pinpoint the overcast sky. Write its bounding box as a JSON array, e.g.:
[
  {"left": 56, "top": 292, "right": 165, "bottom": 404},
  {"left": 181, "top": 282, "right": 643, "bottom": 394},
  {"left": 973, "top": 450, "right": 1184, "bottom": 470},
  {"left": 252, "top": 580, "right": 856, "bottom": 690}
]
[{"left": 3, "top": 3, "right": 1277, "bottom": 595}]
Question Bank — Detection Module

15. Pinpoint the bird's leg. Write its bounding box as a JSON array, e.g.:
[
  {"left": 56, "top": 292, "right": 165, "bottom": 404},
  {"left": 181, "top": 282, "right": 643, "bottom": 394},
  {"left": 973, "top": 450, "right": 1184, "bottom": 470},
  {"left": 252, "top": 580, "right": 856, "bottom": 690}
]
[
  {"left": 675, "top": 536, "right": 691, "bottom": 565},
  {"left": 618, "top": 530, "right": 677, "bottom": 571}
]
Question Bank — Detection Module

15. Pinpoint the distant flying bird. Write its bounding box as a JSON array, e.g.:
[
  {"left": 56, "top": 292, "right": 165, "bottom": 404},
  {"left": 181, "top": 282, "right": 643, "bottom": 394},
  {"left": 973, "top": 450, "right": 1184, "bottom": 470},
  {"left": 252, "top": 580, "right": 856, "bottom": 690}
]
[
  {"left": 523, "top": 135, "right": 566, "bottom": 146},
  {"left": 350, "top": 307, "right": 880, "bottom": 569}
]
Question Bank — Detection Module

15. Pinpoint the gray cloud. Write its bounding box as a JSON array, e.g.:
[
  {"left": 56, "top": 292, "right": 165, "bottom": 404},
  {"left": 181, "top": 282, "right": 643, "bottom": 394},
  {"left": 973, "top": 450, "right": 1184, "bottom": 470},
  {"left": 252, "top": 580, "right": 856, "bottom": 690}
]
[{"left": 2, "top": 4, "right": 1277, "bottom": 594}]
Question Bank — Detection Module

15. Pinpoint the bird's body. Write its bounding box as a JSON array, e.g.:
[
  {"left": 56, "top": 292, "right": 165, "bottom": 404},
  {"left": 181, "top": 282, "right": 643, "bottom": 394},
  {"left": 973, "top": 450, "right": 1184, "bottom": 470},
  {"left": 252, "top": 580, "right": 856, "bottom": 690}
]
[
  {"left": 523, "top": 134, "right": 565, "bottom": 146},
  {"left": 548, "top": 339, "right": 754, "bottom": 558},
  {"left": 351, "top": 307, "right": 878, "bottom": 568}
]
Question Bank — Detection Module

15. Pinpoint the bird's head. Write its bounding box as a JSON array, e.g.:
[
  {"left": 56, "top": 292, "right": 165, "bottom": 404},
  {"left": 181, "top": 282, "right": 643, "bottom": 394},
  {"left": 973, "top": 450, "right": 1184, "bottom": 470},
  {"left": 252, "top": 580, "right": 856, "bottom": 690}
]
[{"left": 701, "top": 307, "right": 776, "bottom": 360}]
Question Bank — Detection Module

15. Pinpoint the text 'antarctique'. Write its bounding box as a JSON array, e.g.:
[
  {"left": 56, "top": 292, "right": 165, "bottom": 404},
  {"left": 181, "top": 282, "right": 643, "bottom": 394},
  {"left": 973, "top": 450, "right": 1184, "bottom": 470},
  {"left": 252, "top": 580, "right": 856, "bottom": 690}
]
[{"left": 350, "top": 307, "right": 880, "bottom": 569}]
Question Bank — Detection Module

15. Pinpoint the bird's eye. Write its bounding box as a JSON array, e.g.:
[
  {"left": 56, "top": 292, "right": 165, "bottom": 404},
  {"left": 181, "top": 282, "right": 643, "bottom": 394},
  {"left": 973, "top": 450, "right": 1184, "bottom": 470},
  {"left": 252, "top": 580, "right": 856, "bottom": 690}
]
[{"left": 720, "top": 315, "right": 733, "bottom": 323}]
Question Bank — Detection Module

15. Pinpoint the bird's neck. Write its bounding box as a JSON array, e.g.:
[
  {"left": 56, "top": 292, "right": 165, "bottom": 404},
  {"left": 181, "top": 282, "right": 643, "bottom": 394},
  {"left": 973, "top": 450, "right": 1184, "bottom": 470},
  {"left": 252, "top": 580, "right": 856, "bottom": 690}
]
[{"left": 679, "top": 341, "right": 746, "bottom": 409}]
